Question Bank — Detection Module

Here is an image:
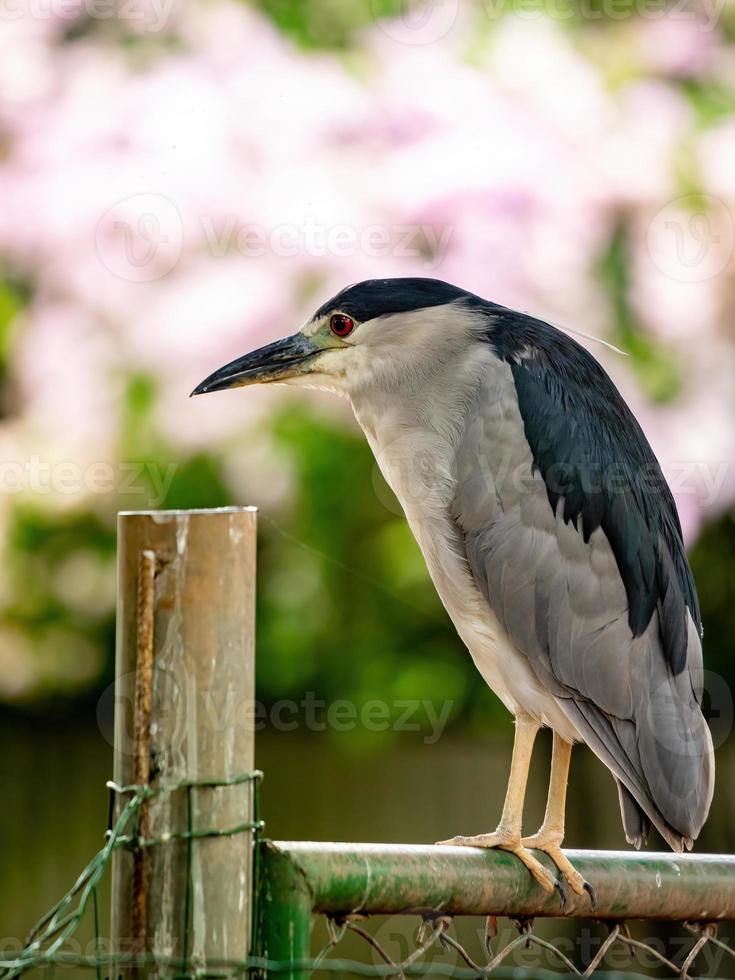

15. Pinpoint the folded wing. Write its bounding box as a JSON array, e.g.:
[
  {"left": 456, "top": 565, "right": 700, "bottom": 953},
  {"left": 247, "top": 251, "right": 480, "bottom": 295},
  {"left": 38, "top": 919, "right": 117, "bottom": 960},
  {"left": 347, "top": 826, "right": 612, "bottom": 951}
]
[{"left": 452, "top": 309, "right": 713, "bottom": 849}]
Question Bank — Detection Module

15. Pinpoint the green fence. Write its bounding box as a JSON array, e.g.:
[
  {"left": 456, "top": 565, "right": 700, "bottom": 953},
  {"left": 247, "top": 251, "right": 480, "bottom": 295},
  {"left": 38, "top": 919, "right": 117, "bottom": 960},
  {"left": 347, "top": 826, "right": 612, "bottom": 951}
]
[
  {"left": 2, "top": 509, "right": 734, "bottom": 980},
  {"left": 2, "top": 773, "right": 735, "bottom": 979},
  {"left": 256, "top": 840, "right": 735, "bottom": 979}
]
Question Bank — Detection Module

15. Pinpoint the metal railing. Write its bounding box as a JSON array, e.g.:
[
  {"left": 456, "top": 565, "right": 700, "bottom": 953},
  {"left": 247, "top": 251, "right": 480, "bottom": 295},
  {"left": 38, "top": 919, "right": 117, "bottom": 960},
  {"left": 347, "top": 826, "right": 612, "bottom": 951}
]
[{"left": 255, "top": 841, "right": 735, "bottom": 979}]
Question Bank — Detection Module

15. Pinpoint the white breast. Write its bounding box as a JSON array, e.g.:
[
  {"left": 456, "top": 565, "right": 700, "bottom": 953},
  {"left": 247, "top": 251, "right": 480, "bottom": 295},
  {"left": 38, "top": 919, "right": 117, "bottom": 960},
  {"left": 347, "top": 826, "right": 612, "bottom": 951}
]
[{"left": 350, "top": 361, "right": 579, "bottom": 740}]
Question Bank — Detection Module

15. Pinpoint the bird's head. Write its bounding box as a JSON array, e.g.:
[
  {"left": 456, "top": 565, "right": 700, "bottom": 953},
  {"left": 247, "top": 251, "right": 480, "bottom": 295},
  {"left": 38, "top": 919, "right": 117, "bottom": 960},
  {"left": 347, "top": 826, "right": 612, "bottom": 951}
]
[{"left": 191, "top": 278, "right": 488, "bottom": 400}]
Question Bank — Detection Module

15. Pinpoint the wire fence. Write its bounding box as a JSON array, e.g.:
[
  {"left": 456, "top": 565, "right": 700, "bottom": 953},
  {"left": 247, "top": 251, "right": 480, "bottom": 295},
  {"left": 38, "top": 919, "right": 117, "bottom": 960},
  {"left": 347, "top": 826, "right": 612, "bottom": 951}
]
[
  {"left": 305, "top": 910, "right": 735, "bottom": 980},
  {"left": 1, "top": 773, "right": 734, "bottom": 980},
  {"left": 0, "top": 773, "right": 262, "bottom": 980}
]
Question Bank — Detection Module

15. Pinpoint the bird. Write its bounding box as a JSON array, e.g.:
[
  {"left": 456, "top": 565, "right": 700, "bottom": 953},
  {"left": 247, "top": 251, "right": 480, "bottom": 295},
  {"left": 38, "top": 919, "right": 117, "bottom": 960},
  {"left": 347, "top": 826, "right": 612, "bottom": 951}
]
[{"left": 192, "top": 277, "right": 714, "bottom": 901}]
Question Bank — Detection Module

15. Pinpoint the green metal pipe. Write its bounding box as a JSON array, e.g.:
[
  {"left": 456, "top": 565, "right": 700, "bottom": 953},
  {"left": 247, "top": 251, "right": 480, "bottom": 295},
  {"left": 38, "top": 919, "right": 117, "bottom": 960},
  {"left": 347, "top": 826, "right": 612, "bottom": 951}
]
[
  {"left": 258, "top": 844, "right": 314, "bottom": 980},
  {"left": 263, "top": 841, "right": 735, "bottom": 923}
]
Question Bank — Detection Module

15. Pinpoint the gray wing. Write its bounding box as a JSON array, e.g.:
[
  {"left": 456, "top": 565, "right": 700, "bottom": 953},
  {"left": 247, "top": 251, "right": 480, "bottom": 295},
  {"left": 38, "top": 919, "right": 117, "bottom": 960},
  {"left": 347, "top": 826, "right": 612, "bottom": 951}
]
[{"left": 452, "top": 327, "right": 714, "bottom": 850}]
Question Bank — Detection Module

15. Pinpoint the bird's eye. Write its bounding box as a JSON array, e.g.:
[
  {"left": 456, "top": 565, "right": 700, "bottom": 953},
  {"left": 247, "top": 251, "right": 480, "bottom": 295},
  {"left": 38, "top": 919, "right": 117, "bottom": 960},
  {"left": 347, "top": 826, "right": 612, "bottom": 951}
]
[{"left": 329, "top": 313, "right": 355, "bottom": 338}]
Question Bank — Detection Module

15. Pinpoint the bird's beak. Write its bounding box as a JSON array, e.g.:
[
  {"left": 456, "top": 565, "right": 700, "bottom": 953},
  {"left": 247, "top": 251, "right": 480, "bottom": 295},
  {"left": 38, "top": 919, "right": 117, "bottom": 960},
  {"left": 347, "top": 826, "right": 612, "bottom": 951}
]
[{"left": 190, "top": 333, "right": 320, "bottom": 396}]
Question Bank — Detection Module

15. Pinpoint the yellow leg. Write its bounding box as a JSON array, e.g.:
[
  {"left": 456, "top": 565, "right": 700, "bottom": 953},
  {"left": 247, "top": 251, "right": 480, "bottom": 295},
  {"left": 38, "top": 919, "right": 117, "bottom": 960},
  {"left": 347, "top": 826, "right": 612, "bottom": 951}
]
[
  {"left": 522, "top": 733, "right": 594, "bottom": 903},
  {"left": 436, "top": 714, "right": 558, "bottom": 895}
]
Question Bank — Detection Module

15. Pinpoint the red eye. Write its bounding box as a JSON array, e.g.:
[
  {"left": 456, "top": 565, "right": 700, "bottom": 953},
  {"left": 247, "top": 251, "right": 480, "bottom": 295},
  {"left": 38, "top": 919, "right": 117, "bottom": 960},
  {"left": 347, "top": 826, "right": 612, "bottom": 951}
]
[{"left": 329, "top": 313, "right": 355, "bottom": 337}]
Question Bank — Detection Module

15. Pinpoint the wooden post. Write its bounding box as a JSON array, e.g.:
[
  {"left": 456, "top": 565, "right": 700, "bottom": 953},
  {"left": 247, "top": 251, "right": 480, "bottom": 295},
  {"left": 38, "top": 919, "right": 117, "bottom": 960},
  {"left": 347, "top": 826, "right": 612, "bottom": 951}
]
[{"left": 110, "top": 507, "right": 257, "bottom": 976}]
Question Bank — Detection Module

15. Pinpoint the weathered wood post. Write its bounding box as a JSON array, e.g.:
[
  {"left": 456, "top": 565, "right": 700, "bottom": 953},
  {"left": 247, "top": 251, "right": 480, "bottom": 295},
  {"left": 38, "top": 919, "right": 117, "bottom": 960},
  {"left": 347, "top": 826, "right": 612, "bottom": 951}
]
[{"left": 110, "top": 507, "right": 257, "bottom": 976}]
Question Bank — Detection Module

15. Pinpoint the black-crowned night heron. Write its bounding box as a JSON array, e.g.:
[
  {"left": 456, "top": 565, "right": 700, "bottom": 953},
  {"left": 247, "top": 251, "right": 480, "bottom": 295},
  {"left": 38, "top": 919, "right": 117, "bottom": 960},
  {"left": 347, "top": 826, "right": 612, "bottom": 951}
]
[{"left": 193, "top": 277, "right": 714, "bottom": 902}]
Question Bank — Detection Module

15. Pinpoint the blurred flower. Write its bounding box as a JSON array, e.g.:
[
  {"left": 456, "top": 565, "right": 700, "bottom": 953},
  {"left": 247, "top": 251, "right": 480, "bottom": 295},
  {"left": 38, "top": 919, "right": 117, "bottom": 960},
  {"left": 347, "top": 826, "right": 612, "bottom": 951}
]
[
  {"left": 0, "top": 0, "right": 734, "bottom": 700},
  {"left": 636, "top": 15, "right": 720, "bottom": 78}
]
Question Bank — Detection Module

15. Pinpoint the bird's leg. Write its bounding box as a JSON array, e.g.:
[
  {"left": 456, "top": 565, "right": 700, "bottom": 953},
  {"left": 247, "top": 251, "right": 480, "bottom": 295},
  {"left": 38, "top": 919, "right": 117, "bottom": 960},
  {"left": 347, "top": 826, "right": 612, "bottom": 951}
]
[
  {"left": 436, "top": 715, "right": 558, "bottom": 895},
  {"left": 521, "top": 733, "right": 593, "bottom": 902}
]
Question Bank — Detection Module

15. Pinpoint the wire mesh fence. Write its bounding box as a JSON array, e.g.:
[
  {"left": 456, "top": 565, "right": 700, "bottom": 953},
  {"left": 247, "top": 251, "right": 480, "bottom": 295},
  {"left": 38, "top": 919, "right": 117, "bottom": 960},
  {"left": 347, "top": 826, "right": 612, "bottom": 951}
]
[
  {"left": 2, "top": 771, "right": 734, "bottom": 980},
  {"left": 303, "top": 909, "right": 735, "bottom": 980},
  {"left": 0, "top": 773, "right": 262, "bottom": 980}
]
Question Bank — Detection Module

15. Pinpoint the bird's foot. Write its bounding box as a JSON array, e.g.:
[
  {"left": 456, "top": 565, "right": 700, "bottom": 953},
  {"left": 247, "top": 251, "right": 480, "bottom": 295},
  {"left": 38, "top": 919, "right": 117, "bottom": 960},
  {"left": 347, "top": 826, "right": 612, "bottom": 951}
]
[
  {"left": 435, "top": 831, "right": 559, "bottom": 897},
  {"left": 521, "top": 831, "right": 595, "bottom": 907}
]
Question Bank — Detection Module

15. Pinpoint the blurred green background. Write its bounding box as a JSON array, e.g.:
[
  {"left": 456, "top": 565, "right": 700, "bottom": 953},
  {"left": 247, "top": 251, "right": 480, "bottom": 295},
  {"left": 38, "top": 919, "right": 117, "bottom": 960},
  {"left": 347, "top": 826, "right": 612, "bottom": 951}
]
[{"left": 1, "top": 0, "right": 735, "bottom": 969}]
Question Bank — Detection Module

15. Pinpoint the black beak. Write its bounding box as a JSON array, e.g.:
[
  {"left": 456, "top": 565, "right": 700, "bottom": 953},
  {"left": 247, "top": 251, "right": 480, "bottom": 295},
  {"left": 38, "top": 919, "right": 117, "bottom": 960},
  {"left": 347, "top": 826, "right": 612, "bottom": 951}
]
[{"left": 191, "top": 333, "right": 320, "bottom": 396}]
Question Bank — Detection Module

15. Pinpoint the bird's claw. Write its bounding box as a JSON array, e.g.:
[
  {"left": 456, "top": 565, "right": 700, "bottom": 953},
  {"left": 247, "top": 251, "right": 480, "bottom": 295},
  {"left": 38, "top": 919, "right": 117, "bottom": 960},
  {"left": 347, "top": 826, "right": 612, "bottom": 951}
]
[
  {"left": 520, "top": 835, "right": 596, "bottom": 905},
  {"left": 583, "top": 880, "right": 597, "bottom": 910},
  {"left": 435, "top": 832, "right": 558, "bottom": 897},
  {"left": 553, "top": 876, "right": 567, "bottom": 908}
]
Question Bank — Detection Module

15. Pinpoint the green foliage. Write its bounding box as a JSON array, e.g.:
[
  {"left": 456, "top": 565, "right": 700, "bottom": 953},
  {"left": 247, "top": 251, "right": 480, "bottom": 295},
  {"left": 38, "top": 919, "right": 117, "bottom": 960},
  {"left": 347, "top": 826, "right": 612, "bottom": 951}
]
[
  {"left": 597, "top": 224, "right": 683, "bottom": 403},
  {"left": 689, "top": 509, "right": 735, "bottom": 683},
  {"left": 254, "top": 0, "right": 402, "bottom": 49},
  {"left": 120, "top": 372, "right": 159, "bottom": 458},
  {"left": 8, "top": 506, "right": 115, "bottom": 561},
  {"left": 682, "top": 79, "right": 735, "bottom": 129},
  {"left": 119, "top": 373, "right": 232, "bottom": 511},
  {"left": 0, "top": 281, "right": 24, "bottom": 363},
  {"left": 256, "top": 407, "right": 486, "bottom": 743},
  {"left": 158, "top": 453, "right": 232, "bottom": 510},
  {"left": 1, "top": 506, "right": 115, "bottom": 701},
  {"left": 0, "top": 277, "right": 29, "bottom": 411},
  {"left": 5, "top": 506, "right": 115, "bottom": 628}
]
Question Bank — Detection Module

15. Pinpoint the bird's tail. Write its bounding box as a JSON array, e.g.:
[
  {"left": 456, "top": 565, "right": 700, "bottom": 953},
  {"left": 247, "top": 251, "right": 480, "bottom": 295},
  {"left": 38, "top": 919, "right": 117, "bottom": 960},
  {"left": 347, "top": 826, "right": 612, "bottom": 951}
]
[
  {"left": 566, "top": 654, "right": 714, "bottom": 852},
  {"left": 616, "top": 780, "right": 652, "bottom": 850},
  {"left": 616, "top": 675, "right": 715, "bottom": 852}
]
